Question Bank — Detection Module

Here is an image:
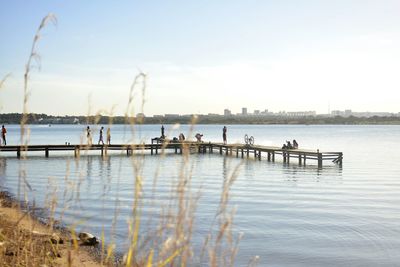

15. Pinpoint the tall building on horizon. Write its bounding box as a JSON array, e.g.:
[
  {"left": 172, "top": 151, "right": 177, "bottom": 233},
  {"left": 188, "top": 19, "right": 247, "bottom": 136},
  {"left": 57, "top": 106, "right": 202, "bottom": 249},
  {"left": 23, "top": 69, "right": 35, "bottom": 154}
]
[
  {"left": 242, "top": 107, "right": 248, "bottom": 116},
  {"left": 224, "top": 109, "right": 232, "bottom": 116}
]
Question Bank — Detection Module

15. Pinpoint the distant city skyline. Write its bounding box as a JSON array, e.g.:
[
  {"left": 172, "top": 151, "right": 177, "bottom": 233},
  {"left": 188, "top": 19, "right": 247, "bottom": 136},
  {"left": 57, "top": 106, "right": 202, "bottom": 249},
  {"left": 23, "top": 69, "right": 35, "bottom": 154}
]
[{"left": 1, "top": 1, "right": 400, "bottom": 116}]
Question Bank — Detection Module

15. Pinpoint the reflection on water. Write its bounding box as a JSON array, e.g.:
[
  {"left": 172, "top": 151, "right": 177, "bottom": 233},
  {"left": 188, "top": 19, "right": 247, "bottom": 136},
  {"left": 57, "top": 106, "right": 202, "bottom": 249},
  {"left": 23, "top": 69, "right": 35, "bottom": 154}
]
[{"left": 1, "top": 125, "right": 400, "bottom": 266}]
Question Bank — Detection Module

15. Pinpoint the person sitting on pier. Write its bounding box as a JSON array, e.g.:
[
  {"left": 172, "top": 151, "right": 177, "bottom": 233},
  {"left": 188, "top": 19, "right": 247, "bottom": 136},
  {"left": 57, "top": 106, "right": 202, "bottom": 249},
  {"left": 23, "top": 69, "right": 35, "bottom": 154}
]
[
  {"left": 282, "top": 143, "right": 287, "bottom": 149},
  {"left": 293, "top": 139, "right": 298, "bottom": 149},
  {"left": 286, "top": 140, "right": 293, "bottom": 149},
  {"left": 195, "top": 133, "right": 203, "bottom": 142},
  {"left": 179, "top": 133, "right": 185, "bottom": 141}
]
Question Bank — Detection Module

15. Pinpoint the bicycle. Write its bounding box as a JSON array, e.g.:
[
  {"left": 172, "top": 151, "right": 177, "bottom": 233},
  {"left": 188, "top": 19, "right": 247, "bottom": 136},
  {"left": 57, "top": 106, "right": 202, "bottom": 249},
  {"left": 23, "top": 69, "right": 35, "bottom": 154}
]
[{"left": 244, "top": 134, "right": 254, "bottom": 146}]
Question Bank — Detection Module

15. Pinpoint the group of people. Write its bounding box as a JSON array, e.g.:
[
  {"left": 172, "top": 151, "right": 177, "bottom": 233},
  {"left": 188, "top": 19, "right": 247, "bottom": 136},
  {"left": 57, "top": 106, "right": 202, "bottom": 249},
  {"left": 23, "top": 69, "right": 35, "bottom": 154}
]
[
  {"left": 159, "top": 125, "right": 229, "bottom": 144},
  {"left": 86, "top": 126, "right": 111, "bottom": 145},
  {"left": 282, "top": 139, "right": 298, "bottom": 149},
  {"left": 0, "top": 125, "right": 6, "bottom": 146}
]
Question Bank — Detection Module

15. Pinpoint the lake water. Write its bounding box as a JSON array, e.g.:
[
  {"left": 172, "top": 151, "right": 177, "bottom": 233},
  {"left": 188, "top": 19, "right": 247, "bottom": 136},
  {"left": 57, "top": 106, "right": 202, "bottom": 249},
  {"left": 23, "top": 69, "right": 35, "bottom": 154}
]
[{"left": 1, "top": 124, "right": 400, "bottom": 266}]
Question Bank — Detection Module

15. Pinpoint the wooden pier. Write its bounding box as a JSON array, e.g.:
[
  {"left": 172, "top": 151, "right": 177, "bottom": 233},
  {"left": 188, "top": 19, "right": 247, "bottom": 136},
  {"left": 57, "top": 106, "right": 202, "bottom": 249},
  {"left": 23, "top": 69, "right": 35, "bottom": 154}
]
[{"left": 0, "top": 142, "right": 343, "bottom": 167}]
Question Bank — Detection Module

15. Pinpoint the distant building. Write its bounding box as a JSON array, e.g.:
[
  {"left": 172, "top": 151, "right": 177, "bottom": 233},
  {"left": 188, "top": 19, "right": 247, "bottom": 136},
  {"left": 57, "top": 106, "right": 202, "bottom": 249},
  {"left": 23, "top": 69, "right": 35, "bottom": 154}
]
[
  {"left": 224, "top": 109, "right": 232, "bottom": 116},
  {"left": 242, "top": 107, "right": 248, "bottom": 116},
  {"left": 344, "top": 109, "right": 352, "bottom": 117},
  {"left": 136, "top": 113, "right": 145, "bottom": 118},
  {"left": 331, "top": 110, "right": 344, "bottom": 116}
]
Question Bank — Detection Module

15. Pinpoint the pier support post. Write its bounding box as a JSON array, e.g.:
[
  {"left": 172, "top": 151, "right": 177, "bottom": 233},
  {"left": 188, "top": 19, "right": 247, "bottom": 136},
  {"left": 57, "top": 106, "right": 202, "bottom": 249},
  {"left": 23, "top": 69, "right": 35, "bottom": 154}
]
[
  {"left": 74, "top": 147, "right": 80, "bottom": 158},
  {"left": 283, "top": 153, "right": 286, "bottom": 163},
  {"left": 101, "top": 146, "right": 104, "bottom": 157},
  {"left": 225, "top": 147, "right": 228, "bottom": 156},
  {"left": 220, "top": 147, "right": 222, "bottom": 155},
  {"left": 287, "top": 153, "right": 290, "bottom": 163},
  {"left": 246, "top": 148, "right": 249, "bottom": 158},
  {"left": 267, "top": 152, "right": 271, "bottom": 161},
  {"left": 156, "top": 146, "right": 158, "bottom": 155},
  {"left": 303, "top": 154, "right": 306, "bottom": 165},
  {"left": 45, "top": 147, "right": 49, "bottom": 158},
  {"left": 210, "top": 144, "right": 213, "bottom": 153},
  {"left": 151, "top": 146, "right": 153, "bottom": 155},
  {"left": 272, "top": 152, "right": 275, "bottom": 162},
  {"left": 258, "top": 151, "right": 261, "bottom": 160},
  {"left": 175, "top": 146, "right": 178, "bottom": 154},
  {"left": 236, "top": 148, "right": 239, "bottom": 158},
  {"left": 17, "top": 147, "right": 21, "bottom": 158},
  {"left": 298, "top": 154, "right": 302, "bottom": 165},
  {"left": 230, "top": 147, "right": 232, "bottom": 155},
  {"left": 241, "top": 149, "right": 244, "bottom": 158},
  {"left": 318, "top": 152, "right": 323, "bottom": 168},
  {"left": 254, "top": 149, "right": 257, "bottom": 159}
]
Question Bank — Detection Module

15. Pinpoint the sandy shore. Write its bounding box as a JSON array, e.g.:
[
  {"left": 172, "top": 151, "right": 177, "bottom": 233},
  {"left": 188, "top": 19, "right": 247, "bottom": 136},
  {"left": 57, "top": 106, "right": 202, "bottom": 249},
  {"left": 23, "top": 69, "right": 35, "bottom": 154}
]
[{"left": 0, "top": 191, "right": 104, "bottom": 266}]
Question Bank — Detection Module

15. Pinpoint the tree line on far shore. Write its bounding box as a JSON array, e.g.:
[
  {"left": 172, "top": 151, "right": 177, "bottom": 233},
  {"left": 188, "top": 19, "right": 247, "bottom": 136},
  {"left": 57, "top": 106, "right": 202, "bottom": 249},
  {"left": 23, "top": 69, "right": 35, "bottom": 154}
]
[{"left": 1, "top": 112, "right": 400, "bottom": 125}]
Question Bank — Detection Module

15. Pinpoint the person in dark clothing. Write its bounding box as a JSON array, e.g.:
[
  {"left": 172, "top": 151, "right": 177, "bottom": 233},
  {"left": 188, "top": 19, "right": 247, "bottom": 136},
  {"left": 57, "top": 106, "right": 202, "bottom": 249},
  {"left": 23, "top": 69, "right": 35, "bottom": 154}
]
[
  {"left": 293, "top": 139, "right": 298, "bottom": 149},
  {"left": 286, "top": 141, "right": 293, "bottom": 149},
  {"left": 161, "top": 125, "right": 165, "bottom": 139},
  {"left": 98, "top": 126, "right": 104, "bottom": 145},
  {"left": 222, "top": 126, "right": 227, "bottom": 144},
  {"left": 1, "top": 125, "right": 7, "bottom": 145}
]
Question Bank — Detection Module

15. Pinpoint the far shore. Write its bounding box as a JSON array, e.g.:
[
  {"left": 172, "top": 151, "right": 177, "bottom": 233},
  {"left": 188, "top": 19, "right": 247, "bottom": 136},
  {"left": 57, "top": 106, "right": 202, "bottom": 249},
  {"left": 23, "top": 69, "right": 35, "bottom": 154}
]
[{"left": 1, "top": 113, "right": 400, "bottom": 125}]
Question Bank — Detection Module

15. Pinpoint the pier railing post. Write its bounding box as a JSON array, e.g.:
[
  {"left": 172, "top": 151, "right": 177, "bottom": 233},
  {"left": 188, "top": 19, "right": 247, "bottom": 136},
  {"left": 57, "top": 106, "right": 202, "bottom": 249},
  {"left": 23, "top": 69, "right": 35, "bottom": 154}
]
[{"left": 45, "top": 147, "right": 49, "bottom": 158}]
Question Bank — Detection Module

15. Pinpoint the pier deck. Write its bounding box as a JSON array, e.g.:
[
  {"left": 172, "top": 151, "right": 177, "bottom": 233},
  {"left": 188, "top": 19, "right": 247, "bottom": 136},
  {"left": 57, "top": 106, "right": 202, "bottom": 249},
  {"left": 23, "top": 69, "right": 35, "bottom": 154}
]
[{"left": 0, "top": 142, "right": 343, "bottom": 167}]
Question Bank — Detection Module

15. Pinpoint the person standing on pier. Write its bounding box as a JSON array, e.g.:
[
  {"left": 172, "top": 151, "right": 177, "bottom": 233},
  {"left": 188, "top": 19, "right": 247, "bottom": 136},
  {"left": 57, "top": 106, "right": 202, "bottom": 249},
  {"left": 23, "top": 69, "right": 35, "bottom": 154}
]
[
  {"left": 86, "top": 126, "right": 92, "bottom": 145},
  {"left": 107, "top": 127, "right": 111, "bottom": 145},
  {"left": 161, "top": 125, "right": 165, "bottom": 139},
  {"left": 98, "top": 126, "right": 104, "bottom": 145},
  {"left": 222, "top": 126, "right": 227, "bottom": 144},
  {"left": 1, "top": 125, "right": 6, "bottom": 146}
]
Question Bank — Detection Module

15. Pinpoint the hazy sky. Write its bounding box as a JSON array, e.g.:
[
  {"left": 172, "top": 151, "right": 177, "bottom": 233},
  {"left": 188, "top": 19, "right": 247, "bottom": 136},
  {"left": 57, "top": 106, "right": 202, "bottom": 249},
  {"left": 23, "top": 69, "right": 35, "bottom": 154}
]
[{"left": 1, "top": 1, "right": 400, "bottom": 116}]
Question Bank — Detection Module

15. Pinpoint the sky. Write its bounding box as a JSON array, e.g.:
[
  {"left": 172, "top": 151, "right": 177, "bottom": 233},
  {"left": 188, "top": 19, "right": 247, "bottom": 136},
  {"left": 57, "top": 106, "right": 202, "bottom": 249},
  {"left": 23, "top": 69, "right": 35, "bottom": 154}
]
[{"left": 1, "top": 0, "right": 400, "bottom": 116}]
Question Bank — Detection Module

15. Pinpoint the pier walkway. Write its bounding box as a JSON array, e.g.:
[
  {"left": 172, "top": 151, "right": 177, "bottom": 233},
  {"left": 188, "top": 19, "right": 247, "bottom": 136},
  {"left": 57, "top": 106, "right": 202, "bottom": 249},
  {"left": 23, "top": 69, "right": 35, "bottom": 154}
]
[{"left": 0, "top": 142, "right": 343, "bottom": 168}]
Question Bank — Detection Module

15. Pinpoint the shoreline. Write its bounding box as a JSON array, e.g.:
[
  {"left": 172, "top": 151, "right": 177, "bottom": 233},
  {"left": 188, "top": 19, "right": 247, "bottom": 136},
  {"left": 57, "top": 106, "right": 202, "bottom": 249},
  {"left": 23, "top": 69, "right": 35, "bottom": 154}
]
[{"left": 0, "top": 190, "right": 108, "bottom": 266}]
